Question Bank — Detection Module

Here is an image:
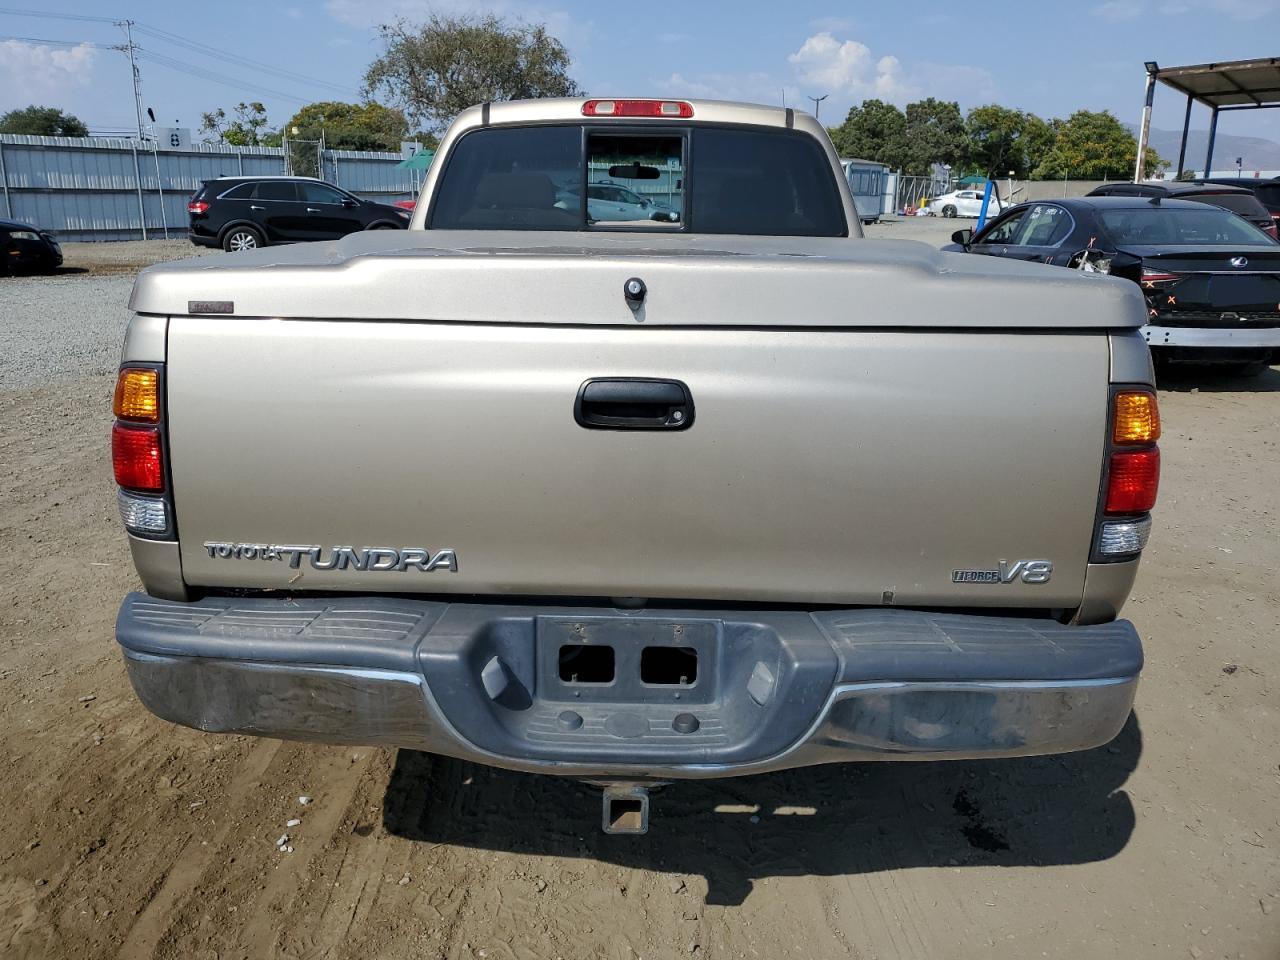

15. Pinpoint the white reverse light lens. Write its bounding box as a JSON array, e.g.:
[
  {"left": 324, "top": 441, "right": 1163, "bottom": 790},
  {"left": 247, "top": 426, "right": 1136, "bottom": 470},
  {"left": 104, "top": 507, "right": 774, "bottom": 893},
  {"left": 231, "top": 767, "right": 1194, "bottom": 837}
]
[
  {"left": 118, "top": 489, "right": 169, "bottom": 536},
  {"left": 1098, "top": 516, "right": 1152, "bottom": 556}
]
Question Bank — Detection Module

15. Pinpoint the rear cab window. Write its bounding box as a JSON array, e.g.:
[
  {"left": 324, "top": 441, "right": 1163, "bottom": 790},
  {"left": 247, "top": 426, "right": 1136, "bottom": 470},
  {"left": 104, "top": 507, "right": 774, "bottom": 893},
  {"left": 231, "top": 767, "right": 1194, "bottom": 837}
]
[{"left": 428, "top": 123, "right": 846, "bottom": 236}]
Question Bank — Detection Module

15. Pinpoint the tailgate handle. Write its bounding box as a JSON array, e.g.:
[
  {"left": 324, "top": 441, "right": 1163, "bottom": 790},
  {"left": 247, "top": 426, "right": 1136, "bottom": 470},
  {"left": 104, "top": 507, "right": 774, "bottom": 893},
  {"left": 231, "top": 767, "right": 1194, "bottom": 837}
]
[{"left": 574, "top": 378, "right": 694, "bottom": 431}]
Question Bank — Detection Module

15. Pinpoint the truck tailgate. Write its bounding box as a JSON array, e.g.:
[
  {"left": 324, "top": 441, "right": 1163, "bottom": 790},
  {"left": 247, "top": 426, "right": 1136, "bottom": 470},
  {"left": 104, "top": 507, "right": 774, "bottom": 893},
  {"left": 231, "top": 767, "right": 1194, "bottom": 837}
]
[{"left": 167, "top": 318, "right": 1108, "bottom": 608}]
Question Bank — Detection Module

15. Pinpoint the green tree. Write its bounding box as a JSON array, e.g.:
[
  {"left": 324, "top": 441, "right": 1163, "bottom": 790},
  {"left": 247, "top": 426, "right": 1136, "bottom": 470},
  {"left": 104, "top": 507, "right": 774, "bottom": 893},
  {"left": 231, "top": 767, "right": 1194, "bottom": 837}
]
[
  {"left": 902, "top": 98, "right": 966, "bottom": 175},
  {"left": 964, "top": 104, "right": 1053, "bottom": 178},
  {"left": 284, "top": 101, "right": 411, "bottom": 152},
  {"left": 1032, "top": 109, "right": 1163, "bottom": 180},
  {"left": 199, "top": 102, "right": 272, "bottom": 146},
  {"left": 0, "top": 105, "right": 89, "bottom": 137},
  {"left": 1021, "top": 114, "right": 1057, "bottom": 175},
  {"left": 827, "top": 99, "right": 908, "bottom": 169},
  {"left": 363, "top": 13, "right": 580, "bottom": 134}
]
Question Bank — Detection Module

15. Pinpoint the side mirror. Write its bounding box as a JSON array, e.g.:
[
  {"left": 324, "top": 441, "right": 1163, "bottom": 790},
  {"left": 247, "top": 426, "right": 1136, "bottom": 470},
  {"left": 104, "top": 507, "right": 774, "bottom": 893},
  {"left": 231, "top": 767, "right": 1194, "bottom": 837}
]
[
  {"left": 342, "top": 198, "right": 357, "bottom": 208},
  {"left": 951, "top": 229, "right": 974, "bottom": 247}
]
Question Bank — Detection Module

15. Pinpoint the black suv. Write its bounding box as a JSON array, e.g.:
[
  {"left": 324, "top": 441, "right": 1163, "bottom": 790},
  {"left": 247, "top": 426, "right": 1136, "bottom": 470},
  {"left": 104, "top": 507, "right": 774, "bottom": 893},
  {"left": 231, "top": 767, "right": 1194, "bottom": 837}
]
[
  {"left": 1198, "top": 177, "right": 1280, "bottom": 233},
  {"left": 1087, "top": 180, "right": 1277, "bottom": 239},
  {"left": 188, "top": 177, "right": 409, "bottom": 251}
]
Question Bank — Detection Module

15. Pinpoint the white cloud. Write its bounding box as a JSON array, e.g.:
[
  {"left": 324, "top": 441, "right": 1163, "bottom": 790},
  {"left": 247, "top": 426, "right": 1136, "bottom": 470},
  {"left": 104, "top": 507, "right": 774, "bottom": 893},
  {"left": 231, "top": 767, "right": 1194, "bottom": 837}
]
[
  {"left": 657, "top": 71, "right": 794, "bottom": 107},
  {"left": 787, "top": 33, "right": 914, "bottom": 102},
  {"left": 0, "top": 41, "right": 97, "bottom": 109},
  {"left": 785, "top": 32, "right": 996, "bottom": 110}
]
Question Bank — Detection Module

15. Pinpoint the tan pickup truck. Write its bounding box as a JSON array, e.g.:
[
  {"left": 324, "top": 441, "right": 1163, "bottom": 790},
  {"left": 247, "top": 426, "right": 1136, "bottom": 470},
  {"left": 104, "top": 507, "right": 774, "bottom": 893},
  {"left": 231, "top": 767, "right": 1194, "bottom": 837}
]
[{"left": 112, "top": 98, "right": 1160, "bottom": 833}]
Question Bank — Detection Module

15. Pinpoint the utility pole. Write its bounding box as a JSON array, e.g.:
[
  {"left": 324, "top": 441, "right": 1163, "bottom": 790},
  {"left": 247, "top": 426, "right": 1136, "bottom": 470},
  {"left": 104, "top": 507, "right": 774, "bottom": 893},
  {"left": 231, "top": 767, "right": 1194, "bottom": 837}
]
[
  {"left": 807, "top": 94, "right": 828, "bottom": 121},
  {"left": 114, "top": 19, "right": 146, "bottom": 142}
]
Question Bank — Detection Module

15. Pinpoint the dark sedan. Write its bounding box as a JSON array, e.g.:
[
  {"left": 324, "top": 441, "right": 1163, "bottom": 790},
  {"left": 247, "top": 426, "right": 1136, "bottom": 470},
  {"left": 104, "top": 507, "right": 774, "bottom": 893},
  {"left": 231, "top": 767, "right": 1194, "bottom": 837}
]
[
  {"left": 945, "top": 196, "right": 1280, "bottom": 374},
  {"left": 1, "top": 218, "right": 62, "bottom": 275}
]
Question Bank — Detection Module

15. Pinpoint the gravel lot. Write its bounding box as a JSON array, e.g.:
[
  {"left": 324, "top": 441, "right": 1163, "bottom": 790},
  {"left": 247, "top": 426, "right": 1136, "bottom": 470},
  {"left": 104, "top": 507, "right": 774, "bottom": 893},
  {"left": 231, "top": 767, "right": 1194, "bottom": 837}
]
[{"left": 1, "top": 223, "right": 1277, "bottom": 960}]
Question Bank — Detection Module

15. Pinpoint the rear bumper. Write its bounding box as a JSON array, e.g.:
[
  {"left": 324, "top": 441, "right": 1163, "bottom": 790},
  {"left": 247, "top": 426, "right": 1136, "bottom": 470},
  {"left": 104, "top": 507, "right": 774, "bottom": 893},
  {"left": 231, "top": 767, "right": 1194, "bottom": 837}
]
[
  {"left": 1142, "top": 324, "right": 1280, "bottom": 348},
  {"left": 117, "top": 593, "right": 1140, "bottom": 779}
]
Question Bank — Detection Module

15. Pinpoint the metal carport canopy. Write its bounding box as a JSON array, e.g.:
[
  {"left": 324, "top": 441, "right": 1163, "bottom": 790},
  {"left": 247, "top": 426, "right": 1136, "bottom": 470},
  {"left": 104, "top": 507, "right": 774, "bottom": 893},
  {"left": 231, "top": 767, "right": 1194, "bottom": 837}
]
[{"left": 1134, "top": 57, "right": 1280, "bottom": 180}]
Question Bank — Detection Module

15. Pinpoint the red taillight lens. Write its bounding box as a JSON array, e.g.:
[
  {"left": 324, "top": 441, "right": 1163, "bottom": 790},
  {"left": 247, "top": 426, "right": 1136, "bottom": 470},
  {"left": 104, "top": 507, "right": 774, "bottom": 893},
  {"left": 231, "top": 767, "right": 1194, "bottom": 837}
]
[
  {"left": 1106, "top": 448, "right": 1160, "bottom": 514},
  {"left": 1140, "top": 267, "right": 1178, "bottom": 284},
  {"left": 188, "top": 200, "right": 210, "bottom": 215},
  {"left": 112, "top": 423, "right": 164, "bottom": 492},
  {"left": 582, "top": 99, "right": 694, "bottom": 118}
]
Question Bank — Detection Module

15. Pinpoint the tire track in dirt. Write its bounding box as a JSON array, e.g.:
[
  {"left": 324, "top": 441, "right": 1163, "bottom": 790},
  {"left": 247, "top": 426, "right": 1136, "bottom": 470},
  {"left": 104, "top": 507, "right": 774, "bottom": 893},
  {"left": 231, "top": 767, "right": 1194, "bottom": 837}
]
[
  {"left": 116, "top": 738, "right": 283, "bottom": 958},
  {"left": 236, "top": 748, "right": 384, "bottom": 958}
]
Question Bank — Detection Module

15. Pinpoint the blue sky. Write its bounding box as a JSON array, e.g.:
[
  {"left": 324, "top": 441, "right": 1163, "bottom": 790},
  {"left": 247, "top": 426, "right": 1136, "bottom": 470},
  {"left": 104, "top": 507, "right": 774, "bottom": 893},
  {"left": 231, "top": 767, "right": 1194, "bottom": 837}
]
[{"left": 2, "top": 0, "right": 1279, "bottom": 147}]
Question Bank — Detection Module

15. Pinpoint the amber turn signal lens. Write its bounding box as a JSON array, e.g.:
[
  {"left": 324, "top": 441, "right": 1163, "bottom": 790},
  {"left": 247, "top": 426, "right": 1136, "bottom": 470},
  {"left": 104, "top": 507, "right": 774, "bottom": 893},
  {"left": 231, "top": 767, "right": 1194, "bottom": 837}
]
[
  {"left": 113, "top": 368, "right": 159, "bottom": 422},
  {"left": 1113, "top": 391, "right": 1159, "bottom": 444}
]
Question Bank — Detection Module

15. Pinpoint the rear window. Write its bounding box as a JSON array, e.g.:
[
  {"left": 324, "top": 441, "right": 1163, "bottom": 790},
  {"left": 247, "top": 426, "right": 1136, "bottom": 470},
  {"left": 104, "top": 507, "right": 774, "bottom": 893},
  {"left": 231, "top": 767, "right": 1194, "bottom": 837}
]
[
  {"left": 218, "top": 182, "right": 255, "bottom": 200},
  {"left": 1098, "top": 207, "right": 1276, "bottom": 246},
  {"left": 691, "top": 127, "right": 845, "bottom": 236},
  {"left": 428, "top": 123, "right": 845, "bottom": 236},
  {"left": 1254, "top": 184, "right": 1280, "bottom": 208},
  {"left": 1191, "top": 191, "right": 1269, "bottom": 218}
]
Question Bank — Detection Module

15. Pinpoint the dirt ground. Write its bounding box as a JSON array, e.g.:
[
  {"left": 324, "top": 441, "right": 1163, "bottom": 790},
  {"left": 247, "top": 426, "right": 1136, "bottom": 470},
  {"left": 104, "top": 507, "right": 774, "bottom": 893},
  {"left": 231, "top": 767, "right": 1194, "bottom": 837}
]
[{"left": 1, "top": 228, "right": 1278, "bottom": 959}]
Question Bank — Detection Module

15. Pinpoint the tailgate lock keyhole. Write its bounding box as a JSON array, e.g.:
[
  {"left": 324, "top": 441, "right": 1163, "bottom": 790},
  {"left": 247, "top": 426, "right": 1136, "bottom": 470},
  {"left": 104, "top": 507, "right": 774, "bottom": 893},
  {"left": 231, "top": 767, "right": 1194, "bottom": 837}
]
[{"left": 623, "top": 277, "right": 646, "bottom": 307}]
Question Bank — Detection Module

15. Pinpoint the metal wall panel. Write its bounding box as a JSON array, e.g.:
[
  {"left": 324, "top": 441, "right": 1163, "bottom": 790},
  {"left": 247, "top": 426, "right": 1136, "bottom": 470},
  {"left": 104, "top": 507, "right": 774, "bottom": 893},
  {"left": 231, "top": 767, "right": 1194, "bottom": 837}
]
[{"left": 0, "top": 135, "right": 414, "bottom": 241}]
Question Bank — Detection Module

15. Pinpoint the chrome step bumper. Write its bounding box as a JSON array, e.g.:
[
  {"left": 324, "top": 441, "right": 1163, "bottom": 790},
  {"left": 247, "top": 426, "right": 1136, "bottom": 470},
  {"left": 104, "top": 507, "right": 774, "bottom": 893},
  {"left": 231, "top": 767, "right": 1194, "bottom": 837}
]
[
  {"left": 117, "top": 593, "right": 1140, "bottom": 779},
  {"left": 1142, "top": 324, "right": 1280, "bottom": 348}
]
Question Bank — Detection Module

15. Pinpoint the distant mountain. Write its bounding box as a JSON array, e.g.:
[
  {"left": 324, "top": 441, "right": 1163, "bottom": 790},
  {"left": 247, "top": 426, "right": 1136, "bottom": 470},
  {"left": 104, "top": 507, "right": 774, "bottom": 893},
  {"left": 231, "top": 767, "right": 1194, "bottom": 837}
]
[{"left": 1124, "top": 123, "right": 1280, "bottom": 174}]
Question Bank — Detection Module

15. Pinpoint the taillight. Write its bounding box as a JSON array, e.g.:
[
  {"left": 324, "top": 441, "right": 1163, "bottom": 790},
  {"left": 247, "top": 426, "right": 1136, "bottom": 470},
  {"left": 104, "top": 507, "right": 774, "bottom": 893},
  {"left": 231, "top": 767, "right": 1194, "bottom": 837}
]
[
  {"left": 188, "top": 200, "right": 210, "bottom": 215},
  {"left": 582, "top": 99, "right": 694, "bottom": 118},
  {"left": 1264, "top": 222, "right": 1278, "bottom": 240},
  {"left": 112, "top": 423, "right": 164, "bottom": 492},
  {"left": 1096, "top": 388, "right": 1160, "bottom": 559},
  {"left": 1140, "top": 266, "right": 1178, "bottom": 285},
  {"left": 1105, "top": 448, "right": 1160, "bottom": 513},
  {"left": 112, "top": 365, "right": 171, "bottom": 537}
]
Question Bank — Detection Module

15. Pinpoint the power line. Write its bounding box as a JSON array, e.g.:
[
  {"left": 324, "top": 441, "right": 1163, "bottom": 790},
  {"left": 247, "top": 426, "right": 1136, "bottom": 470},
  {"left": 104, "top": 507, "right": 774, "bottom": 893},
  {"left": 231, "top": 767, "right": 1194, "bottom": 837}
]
[
  {"left": 2, "top": 34, "right": 319, "bottom": 107},
  {"left": 0, "top": 34, "right": 114, "bottom": 48},
  {"left": 0, "top": 7, "right": 358, "bottom": 99},
  {"left": 0, "top": 6, "right": 117, "bottom": 23},
  {"left": 132, "top": 24, "right": 355, "bottom": 98},
  {"left": 137, "top": 49, "right": 314, "bottom": 105}
]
